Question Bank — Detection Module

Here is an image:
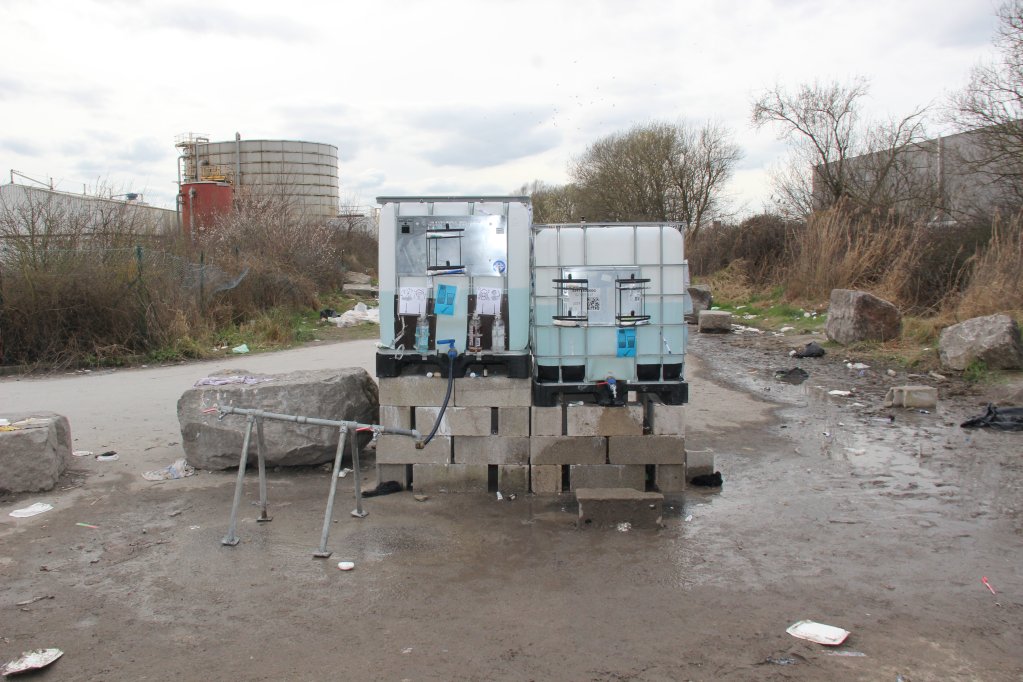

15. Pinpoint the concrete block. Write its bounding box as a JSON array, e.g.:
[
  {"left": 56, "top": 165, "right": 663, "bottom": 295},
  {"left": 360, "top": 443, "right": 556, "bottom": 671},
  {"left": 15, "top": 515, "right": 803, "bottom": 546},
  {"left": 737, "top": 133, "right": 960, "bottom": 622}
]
[
  {"left": 379, "top": 405, "right": 411, "bottom": 430},
  {"left": 698, "top": 310, "right": 732, "bottom": 333},
  {"left": 687, "top": 449, "right": 714, "bottom": 478},
  {"left": 566, "top": 403, "right": 644, "bottom": 436},
  {"left": 376, "top": 434, "right": 450, "bottom": 464},
  {"left": 0, "top": 413, "right": 71, "bottom": 493},
  {"left": 454, "top": 436, "right": 529, "bottom": 465},
  {"left": 453, "top": 376, "right": 530, "bottom": 407},
  {"left": 531, "top": 406, "right": 563, "bottom": 436},
  {"left": 576, "top": 488, "right": 663, "bottom": 529},
  {"left": 378, "top": 376, "right": 450, "bottom": 407},
  {"left": 608, "top": 435, "right": 686, "bottom": 465},
  {"left": 655, "top": 464, "right": 686, "bottom": 492},
  {"left": 416, "top": 406, "right": 492, "bottom": 436},
  {"left": 498, "top": 465, "right": 529, "bottom": 494},
  {"left": 496, "top": 407, "right": 530, "bottom": 436},
  {"left": 570, "top": 464, "right": 645, "bottom": 491},
  {"left": 530, "top": 436, "right": 606, "bottom": 465},
  {"left": 883, "top": 385, "right": 938, "bottom": 409},
  {"left": 376, "top": 463, "right": 411, "bottom": 489},
  {"left": 648, "top": 399, "right": 685, "bottom": 436},
  {"left": 530, "top": 465, "right": 562, "bottom": 494},
  {"left": 413, "top": 463, "right": 488, "bottom": 493}
]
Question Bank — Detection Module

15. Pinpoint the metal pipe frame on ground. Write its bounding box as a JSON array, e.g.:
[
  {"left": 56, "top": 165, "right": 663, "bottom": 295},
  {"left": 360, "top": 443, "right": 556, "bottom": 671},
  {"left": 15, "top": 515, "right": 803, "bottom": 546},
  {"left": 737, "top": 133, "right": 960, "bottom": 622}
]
[{"left": 216, "top": 405, "right": 420, "bottom": 558}]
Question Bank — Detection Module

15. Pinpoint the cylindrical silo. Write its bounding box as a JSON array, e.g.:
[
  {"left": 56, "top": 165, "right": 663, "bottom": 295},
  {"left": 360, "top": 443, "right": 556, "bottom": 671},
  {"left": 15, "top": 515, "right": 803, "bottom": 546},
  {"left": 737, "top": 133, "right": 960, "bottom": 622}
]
[{"left": 177, "top": 135, "right": 339, "bottom": 220}]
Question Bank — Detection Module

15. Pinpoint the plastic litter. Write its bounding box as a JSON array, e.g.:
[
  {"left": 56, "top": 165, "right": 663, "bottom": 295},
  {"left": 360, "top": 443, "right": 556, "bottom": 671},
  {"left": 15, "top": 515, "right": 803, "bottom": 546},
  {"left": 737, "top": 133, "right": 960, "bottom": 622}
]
[
  {"left": 786, "top": 620, "right": 850, "bottom": 646},
  {"left": 961, "top": 404, "right": 1023, "bottom": 431},
  {"left": 337, "top": 468, "right": 353, "bottom": 479},
  {"left": 362, "top": 481, "right": 403, "bottom": 497},
  {"left": 72, "top": 450, "right": 93, "bottom": 458},
  {"left": 9, "top": 503, "right": 53, "bottom": 518},
  {"left": 95, "top": 451, "right": 118, "bottom": 462},
  {"left": 793, "top": 341, "right": 826, "bottom": 358},
  {"left": 616, "top": 522, "right": 632, "bottom": 532},
  {"left": 413, "top": 494, "right": 429, "bottom": 502},
  {"left": 142, "top": 458, "right": 196, "bottom": 481},
  {"left": 829, "top": 390, "right": 852, "bottom": 397},
  {"left": 337, "top": 561, "right": 355, "bottom": 571},
  {"left": 496, "top": 492, "right": 503, "bottom": 501},
  {"left": 982, "top": 576, "right": 997, "bottom": 595},
  {"left": 75, "top": 522, "right": 99, "bottom": 529},
  {"left": 846, "top": 362, "right": 870, "bottom": 370},
  {"left": 15, "top": 595, "right": 53, "bottom": 606},
  {"left": 1, "top": 648, "right": 63, "bottom": 676},
  {"left": 328, "top": 303, "right": 380, "bottom": 328},
  {"left": 827, "top": 650, "right": 866, "bottom": 657},
  {"left": 193, "top": 375, "right": 273, "bottom": 387},
  {"left": 231, "top": 343, "right": 249, "bottom": 354}
]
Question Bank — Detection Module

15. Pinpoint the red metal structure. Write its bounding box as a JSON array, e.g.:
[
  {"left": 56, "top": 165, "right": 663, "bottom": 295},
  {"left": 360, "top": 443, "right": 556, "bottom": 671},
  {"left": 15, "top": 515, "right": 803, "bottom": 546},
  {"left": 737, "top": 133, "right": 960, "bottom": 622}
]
[{"left": 179, "top": 181, "right": 233, "bottom": 239}]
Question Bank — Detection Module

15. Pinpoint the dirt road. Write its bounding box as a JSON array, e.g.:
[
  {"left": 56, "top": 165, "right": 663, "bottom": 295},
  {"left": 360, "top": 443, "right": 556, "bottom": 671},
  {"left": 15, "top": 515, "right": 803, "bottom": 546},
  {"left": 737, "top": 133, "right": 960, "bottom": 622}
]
[{"left": 1, "top": 335, "right": 1021, "bottom": 680}]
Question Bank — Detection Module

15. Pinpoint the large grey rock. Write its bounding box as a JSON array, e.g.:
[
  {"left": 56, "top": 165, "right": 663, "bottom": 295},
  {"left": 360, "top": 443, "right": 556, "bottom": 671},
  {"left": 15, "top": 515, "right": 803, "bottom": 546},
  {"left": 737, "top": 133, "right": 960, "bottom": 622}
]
[
  {"left": 698, "top": 309, "right": 732, "bottom": 333},
  {"left": 939, "top": 314, "right": 1023, "bottom": 371},
  {"left": 0, "top": 413, "right": 71, "bottom": 493},
  {"left": 825, "top": 289, "right": 902, "bottom": 345},
  {"left": 177, "top": 368, "right": 378, "bottom": 470},
  {"left": 686, "top": 285, "right": 713, "bottom": 323}
]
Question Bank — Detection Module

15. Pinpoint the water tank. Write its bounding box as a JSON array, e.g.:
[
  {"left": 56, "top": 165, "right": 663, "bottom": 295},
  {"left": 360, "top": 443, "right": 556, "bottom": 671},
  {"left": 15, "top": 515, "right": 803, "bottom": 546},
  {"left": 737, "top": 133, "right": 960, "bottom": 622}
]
[
  {"left": 532, "top": 223, "right": 691, "bottom": 393},
  {"left": 180, "top": 138, "right": 339, "bottom": 220},
  {"left": 180, "top": 182, "right": 234, "bottom": 238}
]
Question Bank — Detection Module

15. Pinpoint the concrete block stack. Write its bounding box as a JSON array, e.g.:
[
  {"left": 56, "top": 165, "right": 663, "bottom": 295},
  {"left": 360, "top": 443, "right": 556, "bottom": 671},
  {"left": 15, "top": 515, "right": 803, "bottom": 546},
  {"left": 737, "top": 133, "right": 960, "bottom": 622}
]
[
  {"left": 376, "top": 378, "right": 699, "bottom": 495},
  {"left": 376, "top": 375, "right": 532, "bottom": 494},
  {"left": 530, "top": 395, "right": 689, "bottom": 494}
]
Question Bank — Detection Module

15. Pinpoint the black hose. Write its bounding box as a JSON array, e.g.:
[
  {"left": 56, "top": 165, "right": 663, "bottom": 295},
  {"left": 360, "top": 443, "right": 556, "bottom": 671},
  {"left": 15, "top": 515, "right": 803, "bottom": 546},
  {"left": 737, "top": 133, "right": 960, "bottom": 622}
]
[{"left": 418, "top": 352, "right": 455, "bottom": 447}]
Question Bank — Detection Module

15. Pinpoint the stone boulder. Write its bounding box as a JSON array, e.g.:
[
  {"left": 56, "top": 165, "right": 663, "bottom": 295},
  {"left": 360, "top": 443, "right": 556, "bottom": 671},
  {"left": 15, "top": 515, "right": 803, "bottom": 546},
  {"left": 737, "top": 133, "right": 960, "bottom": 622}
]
[
  {"left": 825, "top": 289, "right": 902, "bottom": 345},
  {"left": 938, "top": 314, "right": 1023, "bottom": 371},
  {"left": 686, "top": 285, "right": 713, "bottom": 323},
  {"left": 177, "top": 368, "right": 379, "bottom": 470},
  {"left": 0, "top": 413, "right": 72, "bottom": 493},
  {"left": 698, "top": 309, "right": 732, "bottom": 333}
]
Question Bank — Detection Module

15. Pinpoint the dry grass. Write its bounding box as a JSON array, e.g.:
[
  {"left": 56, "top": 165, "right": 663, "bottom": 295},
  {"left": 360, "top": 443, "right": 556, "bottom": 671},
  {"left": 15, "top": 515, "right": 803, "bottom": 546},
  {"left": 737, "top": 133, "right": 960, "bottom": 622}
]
[
  {"left": 949, "top": 214, "right": 1023, "bottom": 321},
  {"left": 783, "top": 206, "right": 917, "bottom": 302}
]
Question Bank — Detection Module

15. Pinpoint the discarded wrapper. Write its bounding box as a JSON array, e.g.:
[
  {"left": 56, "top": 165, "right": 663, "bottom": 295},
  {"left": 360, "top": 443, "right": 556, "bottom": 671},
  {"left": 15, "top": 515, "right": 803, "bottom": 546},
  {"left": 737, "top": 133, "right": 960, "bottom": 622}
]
[
  {"left": 1, "top": 648, "right": 63, "bottom": 675},
  {"left": 786, "top": 620, "right": 850, "bottom": 646},
  {"left": 9, "top": 503, "right": 53, "bottom": 518},
  {"left": 337, "top": 561, "right": 355, "bottom": 571},
  {"left": 142, "top": 458, "right": 196, "bottom": 482}
]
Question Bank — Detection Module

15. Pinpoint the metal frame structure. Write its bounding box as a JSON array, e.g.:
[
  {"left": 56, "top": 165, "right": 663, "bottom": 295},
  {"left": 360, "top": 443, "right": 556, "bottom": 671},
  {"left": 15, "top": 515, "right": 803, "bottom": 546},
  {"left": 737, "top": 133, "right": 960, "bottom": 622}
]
[{"left": 216, "top": 406, "right": 419, "bottom": 558}]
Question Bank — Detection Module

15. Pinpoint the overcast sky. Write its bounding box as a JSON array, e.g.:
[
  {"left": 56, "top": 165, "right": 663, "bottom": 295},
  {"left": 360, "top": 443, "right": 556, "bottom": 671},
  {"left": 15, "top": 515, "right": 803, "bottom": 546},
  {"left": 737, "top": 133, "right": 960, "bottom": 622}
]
[{"left": 0, "top": 0, "right": 1002, "bottom": 214}]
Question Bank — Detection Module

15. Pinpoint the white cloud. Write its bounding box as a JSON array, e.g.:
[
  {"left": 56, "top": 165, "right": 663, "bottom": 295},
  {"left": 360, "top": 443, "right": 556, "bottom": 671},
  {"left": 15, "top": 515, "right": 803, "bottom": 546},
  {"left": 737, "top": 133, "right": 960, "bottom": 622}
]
[{"left": 0, "top": 0, "right": 1001, "bottom": 214}]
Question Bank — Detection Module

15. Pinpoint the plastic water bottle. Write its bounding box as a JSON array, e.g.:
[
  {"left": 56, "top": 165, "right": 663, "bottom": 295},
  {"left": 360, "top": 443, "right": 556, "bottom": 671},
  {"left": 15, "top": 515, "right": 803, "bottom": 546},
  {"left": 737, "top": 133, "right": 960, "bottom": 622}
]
[
  {"left": 491, "top": 312, "right": 505, "bottom": 351},
  {"left": 415, "top": 315, "right": 430, "bottom": 353}
]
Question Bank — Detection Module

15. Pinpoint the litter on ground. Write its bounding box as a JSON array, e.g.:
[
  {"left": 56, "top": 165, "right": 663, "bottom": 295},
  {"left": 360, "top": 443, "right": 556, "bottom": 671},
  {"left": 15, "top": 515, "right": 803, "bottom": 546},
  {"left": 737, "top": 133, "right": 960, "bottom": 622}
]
[
  {"left": 786, "top": 620, "right": 850, "bottom": 646},
  {"left": 142, "top": 458, "right": 196, "bottom": 481},
  {"left": 9, "top": 503, "right": 53, "bottom": 518},
  {"left": 1, "top": 648, "right": 63, "bottom": 676}
]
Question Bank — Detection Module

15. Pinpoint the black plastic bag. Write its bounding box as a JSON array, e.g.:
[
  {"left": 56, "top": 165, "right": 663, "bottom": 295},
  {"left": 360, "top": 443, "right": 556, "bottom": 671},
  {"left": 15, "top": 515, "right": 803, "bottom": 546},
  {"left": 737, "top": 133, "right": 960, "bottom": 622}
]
[
  {"left": 961, "top": 404, "right": 1023, "bottom": 431},
  {"left": 793, "top": 342, "right": 826, "bottom": 358}
]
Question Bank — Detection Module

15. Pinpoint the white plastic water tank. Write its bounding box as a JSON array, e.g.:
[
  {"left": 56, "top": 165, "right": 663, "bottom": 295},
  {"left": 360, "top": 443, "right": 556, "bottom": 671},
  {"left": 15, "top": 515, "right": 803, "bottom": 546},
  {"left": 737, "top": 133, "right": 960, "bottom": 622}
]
[{"left": 532, "top": 223, "right": 691, "bottom": 384}]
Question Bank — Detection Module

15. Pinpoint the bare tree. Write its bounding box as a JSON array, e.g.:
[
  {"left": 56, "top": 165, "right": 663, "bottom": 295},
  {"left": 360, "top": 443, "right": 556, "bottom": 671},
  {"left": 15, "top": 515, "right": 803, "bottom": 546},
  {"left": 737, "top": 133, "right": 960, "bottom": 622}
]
[
  {"left": 752, "top": 79, "right": 929, "bottom": 218},
  {"left": 569, "top": 120, "right": 741, "bottom": 238},
  {"left": 516, "top": 180, "right": 580, "bottom": 223},
  {"left": 950, "top": 0, "right": 1023, "bottom": 206}
]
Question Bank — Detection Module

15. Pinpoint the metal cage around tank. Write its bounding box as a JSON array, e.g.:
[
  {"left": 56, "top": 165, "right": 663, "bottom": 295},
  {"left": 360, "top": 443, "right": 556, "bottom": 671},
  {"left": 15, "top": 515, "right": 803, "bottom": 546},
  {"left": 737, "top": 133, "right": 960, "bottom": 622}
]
[{"left": 531, "top": 222, "right": 691, "bottom": 406}]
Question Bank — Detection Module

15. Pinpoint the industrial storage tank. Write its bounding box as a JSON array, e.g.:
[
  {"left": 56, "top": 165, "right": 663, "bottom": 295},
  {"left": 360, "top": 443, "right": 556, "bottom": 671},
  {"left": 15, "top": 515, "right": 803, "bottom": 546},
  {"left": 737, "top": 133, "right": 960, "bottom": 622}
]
[{"left": 176, "top": 134, "right": 339, "bottom": 221}]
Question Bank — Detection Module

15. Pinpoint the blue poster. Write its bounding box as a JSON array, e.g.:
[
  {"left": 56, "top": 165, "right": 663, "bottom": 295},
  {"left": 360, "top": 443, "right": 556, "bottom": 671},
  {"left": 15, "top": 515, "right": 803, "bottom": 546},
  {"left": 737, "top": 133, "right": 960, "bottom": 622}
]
[
  {"left": 435, "top": 283, "right": 456, "bottom": 316},
  {"left": 616, "top": 328, "right": 636, "bottom": 357}
]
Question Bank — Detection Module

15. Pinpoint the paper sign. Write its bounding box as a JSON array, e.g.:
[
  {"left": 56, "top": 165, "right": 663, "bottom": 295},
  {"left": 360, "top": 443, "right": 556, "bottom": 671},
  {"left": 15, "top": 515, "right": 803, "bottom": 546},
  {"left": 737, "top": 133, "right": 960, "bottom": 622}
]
[
  {"left": 398, "top": 287, "right": 428, "bottom": 315},
  {"left": 475, "top": 287, "right": 502, "bottom": 315},
  {"left": 435, "top": 283, "right": 457, "bottom": 316}
]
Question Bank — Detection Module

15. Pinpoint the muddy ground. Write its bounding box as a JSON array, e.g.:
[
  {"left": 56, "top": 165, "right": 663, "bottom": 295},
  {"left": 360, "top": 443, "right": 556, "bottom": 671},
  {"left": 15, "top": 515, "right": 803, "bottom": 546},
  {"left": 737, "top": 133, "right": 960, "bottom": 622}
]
[{"left": 1, "top": 331, "right": 1021, "bottom": 681}]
